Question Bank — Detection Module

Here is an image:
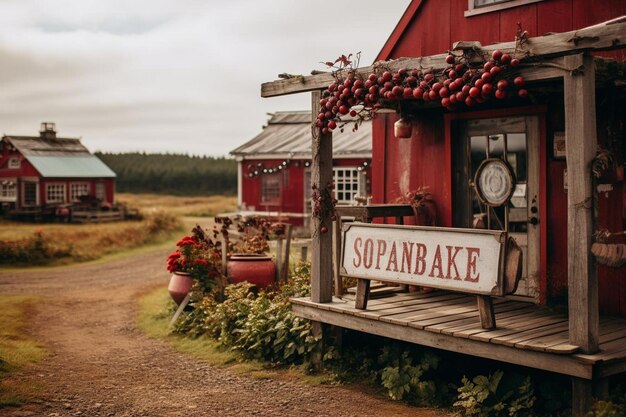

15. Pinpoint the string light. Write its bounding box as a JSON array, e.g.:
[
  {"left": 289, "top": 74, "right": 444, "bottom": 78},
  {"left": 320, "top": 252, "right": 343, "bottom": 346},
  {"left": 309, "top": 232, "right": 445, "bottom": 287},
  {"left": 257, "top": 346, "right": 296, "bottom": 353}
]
[{"left": 246, "top": 159, "right": 371, "bottom": 178}]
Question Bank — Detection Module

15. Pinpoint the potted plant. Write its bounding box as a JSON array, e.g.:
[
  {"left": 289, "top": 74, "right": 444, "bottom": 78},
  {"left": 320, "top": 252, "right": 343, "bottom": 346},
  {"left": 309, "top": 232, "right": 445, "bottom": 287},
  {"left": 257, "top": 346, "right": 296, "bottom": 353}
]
[
  {"left": 216, "top": 216, "right": 286, "bottom": 289},
  {"left": 166, "top": 226, "right": 227, "bottom": 305},
  {"left": 393, "top": 187, "right": 437, "bottom": 226}
]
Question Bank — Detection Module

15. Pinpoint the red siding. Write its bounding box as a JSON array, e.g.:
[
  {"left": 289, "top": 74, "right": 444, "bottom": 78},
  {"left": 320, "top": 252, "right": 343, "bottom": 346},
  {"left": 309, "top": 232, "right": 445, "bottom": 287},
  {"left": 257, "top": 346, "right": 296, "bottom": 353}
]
[
  {"left": 240, "top": 158, "right": 372, "bottom": 226},
  {"left": 381, "top": 0, "right": 626, "bottom": 61}
]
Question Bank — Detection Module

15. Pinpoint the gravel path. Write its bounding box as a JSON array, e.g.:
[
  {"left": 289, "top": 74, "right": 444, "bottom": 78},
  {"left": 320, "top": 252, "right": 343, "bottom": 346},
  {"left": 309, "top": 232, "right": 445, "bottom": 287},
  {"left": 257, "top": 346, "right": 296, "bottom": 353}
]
[{"left": 0, "top": 249, "right": 440, "bottom": 417}]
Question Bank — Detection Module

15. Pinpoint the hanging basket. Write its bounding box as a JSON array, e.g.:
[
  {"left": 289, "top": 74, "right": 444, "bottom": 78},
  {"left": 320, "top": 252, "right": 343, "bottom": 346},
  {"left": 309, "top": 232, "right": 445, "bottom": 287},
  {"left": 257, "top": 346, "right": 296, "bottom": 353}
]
[{"left": 591, "top": 243, "right": 626, "bottom": 268}]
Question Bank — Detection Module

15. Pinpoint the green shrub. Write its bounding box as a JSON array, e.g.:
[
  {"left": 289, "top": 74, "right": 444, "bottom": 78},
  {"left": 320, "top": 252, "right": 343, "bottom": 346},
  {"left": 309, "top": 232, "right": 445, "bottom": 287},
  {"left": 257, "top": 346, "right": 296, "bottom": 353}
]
[
  {"left": 454, "top": 370, "right": 535, "bottom": 417},
  {"left": 378, "top": 344, "right": 440, "bottom": 404},
  {"left": 173, "top": 261, "right": 317, "bottom": 365}
]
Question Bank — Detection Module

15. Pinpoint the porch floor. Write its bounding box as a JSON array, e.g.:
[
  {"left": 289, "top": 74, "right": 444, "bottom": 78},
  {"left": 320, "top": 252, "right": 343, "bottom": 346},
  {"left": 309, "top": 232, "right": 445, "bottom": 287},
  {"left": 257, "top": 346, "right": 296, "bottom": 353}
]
[{"left": 291, "top": 289, "right": 626, "bottom": 380}]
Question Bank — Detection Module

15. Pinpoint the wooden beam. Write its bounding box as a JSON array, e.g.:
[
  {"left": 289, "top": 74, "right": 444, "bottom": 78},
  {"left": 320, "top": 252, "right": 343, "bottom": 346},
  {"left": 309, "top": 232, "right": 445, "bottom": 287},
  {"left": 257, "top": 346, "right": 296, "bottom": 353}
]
[
  {"left": 310, "top": 91, "right": 333, "bottom": 303},
  {"left": 565, "top": 54, "right": 599, "bottom": 354},
  {"left": 261, "top": 18, "right": 626, "bottom": 98},
  {"left": 292, "top": 303, "right": 594, "bottom": 379}
]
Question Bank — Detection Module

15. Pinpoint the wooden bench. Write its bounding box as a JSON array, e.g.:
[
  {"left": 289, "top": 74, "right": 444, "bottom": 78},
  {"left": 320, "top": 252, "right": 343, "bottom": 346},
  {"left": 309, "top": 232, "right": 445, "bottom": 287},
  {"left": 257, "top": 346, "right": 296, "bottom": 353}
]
[{"left": 339, "top": 222, "right": 522, "bottom": 329}]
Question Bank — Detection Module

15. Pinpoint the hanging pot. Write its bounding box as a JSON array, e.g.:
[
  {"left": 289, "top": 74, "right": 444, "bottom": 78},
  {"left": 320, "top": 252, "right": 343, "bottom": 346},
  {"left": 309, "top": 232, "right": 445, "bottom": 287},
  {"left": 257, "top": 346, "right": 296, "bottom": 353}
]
[
  {"left": 394, "top": 117, "right": 413, "bottom": 139},
  {"left": 227, "top": 254, "right": 276, "bottom": 289},
  {"left": 168, "top": 272, "right": 194, "bottom": 305}
]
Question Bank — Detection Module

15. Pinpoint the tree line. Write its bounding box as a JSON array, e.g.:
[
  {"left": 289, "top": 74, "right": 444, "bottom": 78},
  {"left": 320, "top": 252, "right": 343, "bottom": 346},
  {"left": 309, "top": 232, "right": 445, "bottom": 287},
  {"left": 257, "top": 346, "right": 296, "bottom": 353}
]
[{"left": 96, "top": 152, "right": 237, "bottom": 196}]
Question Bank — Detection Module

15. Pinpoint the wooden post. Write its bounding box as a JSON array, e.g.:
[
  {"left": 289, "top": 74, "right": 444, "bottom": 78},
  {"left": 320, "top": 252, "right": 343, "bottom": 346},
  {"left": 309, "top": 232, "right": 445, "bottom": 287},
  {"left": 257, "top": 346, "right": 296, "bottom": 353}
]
[
  {"left": 564, "top": 54, "right": 599, "bottom": 354},
  {"left": 571, "top": 378, "right": 592, "bottom": 417},
  {"left": 477, "top": 295, "right": 496, "bottom": 329},
  {"left": 310, "top": 91, "right": 333, "bottom": 304},
  {"left": 300, "top": 245, "right": 308, "bottom": 262},
  {"left": 280, "top": 224, "right": 292, "bottom": 283},
  {"left": 310, "top": 321, "right": 325, "bottom": 372},
  {"left": 333, "top": 217, "right": 342, "bottom": 297}
]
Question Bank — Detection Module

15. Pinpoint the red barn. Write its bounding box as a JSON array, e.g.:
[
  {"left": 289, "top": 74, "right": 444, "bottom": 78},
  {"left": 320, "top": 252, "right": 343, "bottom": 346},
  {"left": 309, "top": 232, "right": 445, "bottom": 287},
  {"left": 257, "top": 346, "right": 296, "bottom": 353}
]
[
  {"left": 261, "top": 2, "right": 626, "bottom": 415},
  {"left": 0, "top": 122, "right": 116, "bottom": 217},
  {"left": 230, "top": 111, "right": 372, "bottom": 228}
]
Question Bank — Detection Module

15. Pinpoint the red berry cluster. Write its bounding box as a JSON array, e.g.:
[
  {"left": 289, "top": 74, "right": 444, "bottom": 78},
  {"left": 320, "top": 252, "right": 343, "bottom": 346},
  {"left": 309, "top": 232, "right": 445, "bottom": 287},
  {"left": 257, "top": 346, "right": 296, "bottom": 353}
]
[
  {"left": 311, "top": 182, "right": 337, "bottom": 233},
  {"left": 316, "top": 49, "right": 528, "bottom": 133}
]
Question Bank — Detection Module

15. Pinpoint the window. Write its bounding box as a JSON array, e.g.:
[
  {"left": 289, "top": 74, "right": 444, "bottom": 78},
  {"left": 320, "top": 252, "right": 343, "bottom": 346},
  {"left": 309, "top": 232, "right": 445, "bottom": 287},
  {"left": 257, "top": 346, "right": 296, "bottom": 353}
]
[
  {"left": 465, "top": 0, "right": 543, "bottom": 16},
  {"left": 261, "top": 174, "right": 281, "bottom": 204},
  {"left": 8, "top": 158, "right": 20, "bottom": 169},
  {"left": 46, "top": 184, "right": 66, "bottom": 203},
  {"left": 70, "top": 183, "right": 90, "bottom": 201},
  {"left": 0, "top": 181, "right": 16, "bottom": 201},
  {"left": 333, "top": 168, "right": 363, "bottom": 204}
]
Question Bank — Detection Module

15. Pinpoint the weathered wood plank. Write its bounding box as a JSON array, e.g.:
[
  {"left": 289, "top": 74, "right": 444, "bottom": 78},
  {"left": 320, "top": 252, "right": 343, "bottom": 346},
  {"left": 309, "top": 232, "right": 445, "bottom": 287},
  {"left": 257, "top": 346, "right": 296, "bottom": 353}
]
[
  {"left": 565, "top": 54, "right": 599, "bottom": 354},
  {"left": 291, "top": 303, "right": 594, "bottom": 379},
  {"left": 491, "top": 321, "right": 569, "bottom": 347},
  {"left": 310, "top": 91, "right": 333, "bottom": 303},
  {"left": 261, "top": 19, "right": 626, "bottom": 97}
]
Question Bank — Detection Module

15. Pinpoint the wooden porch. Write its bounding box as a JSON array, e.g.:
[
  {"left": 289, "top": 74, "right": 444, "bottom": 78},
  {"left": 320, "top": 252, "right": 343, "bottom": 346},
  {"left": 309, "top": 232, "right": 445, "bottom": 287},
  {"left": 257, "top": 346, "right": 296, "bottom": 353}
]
[{"left": 293, "top": 289, "right": 626, "bottom": 380}]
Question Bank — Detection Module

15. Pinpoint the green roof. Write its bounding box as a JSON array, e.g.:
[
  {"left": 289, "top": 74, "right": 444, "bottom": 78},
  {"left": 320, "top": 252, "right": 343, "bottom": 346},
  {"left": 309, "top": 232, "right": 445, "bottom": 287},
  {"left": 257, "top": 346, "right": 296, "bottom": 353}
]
[{"left": 26, "top": 156, "right": 116, "bottom": 178}]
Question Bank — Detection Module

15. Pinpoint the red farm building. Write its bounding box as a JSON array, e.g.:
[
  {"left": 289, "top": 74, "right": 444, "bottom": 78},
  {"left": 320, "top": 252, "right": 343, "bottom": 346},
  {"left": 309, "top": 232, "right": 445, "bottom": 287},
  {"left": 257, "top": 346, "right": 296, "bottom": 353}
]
[
  {"left": 230, "top": 111, "right": 371, "bottom": 228},
  {"left": 262, "top": 1, "right": 626, "bottom": 415},
  {"left": 0, "top": 122, "right": 116, "bottom": 218}
]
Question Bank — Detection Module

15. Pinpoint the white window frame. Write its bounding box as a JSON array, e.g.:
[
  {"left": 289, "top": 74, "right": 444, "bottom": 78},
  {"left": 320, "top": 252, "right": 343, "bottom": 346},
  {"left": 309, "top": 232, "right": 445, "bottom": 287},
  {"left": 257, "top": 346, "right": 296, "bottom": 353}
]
[
  {"left": 261, "top": 174, "right": 281, "bottom": 204},
  {"left": 8, "top": 157, "right": 20, "bottom": 169},
  {"left": 0, "top": 180, "right": 17, "bottom": 202},
  {"left": 70, "top": 182, "right": 90, "bottom": 202},
  {"left": 465, "top": 0, "right": 543, "bottom": 17},
  {"left": 46, "top": 183, "right": 66, "bottom": 204},
  {"left": 333, "top": 167, "right": 364, "bottom": 204}
]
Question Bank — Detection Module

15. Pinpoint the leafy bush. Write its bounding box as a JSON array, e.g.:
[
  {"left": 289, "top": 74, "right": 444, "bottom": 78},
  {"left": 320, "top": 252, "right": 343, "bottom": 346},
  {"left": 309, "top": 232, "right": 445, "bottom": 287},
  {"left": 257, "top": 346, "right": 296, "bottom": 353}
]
[
  {"left": 454, "top": 370, "right": 535, "bottom": 417},
  {"left": 378, "top": 344, "right": 440, "bottom": 403},
  {"left": 173, "top": 261, "right": 317, "bottom": 365}
]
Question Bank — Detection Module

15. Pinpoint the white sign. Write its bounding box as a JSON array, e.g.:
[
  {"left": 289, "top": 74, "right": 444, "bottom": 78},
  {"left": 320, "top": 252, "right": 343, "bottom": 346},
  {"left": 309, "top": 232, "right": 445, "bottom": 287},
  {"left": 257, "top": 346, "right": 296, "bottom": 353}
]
[{"left": 341, "top": 223, "right": 507, "bottom": 296}]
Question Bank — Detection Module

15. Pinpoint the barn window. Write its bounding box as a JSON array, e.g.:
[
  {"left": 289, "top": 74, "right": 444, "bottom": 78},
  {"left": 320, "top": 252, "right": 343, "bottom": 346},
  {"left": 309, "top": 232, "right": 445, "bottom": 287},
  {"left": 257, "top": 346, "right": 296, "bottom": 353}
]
[
  {"left": 46, "top": 184, "right": 66, "bottom": 203},
  {"left": 8, "top": 157, "right": 20, "bottom": 169},
  {"left": 465, "top": 0, "right": 543, "bottom": 16},
  {"left": 261, "top": 174, "right": 281, "bottom": 204},
  {"left": 70, "top": 183, "right": 90, "bottom": 202},
  {"left": 333, "top": 167, "right": 364, "bottom": 204},
  {"left": 0, "top": 181, "right": 16, "bottom": 201}
]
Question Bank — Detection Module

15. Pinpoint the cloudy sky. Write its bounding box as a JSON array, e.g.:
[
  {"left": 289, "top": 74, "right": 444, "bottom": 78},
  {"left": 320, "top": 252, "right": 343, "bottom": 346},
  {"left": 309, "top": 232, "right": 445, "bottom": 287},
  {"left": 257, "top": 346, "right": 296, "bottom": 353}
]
[{"left": 0, "top": 0, "right": 411, "bottom": 156}]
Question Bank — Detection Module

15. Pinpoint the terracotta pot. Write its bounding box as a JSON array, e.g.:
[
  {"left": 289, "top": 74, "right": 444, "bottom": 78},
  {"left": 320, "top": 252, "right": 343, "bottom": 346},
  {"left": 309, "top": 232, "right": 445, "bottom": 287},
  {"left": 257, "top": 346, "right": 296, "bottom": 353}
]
[
  {"left": 168, "top": 272, "right": 194, "bottom": 305},
  {"left": 227, "top": 254, "right": 276, "bottom": 289}
]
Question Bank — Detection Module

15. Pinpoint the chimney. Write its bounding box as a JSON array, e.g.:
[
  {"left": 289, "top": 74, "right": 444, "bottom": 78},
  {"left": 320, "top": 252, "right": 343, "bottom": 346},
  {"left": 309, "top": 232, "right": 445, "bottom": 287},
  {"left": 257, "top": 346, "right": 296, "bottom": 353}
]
[{"left": 40, "top": 122, "right": 57, "bottom": 140}]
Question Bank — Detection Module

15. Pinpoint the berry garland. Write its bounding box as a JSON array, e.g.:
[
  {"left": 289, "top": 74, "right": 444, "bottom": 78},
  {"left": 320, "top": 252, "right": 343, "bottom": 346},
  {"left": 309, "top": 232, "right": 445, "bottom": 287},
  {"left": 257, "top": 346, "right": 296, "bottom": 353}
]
[
  {"left": 311, "top": 182, "right": 337, "bottom": 234},
  {"left": 316, "top": 27, "right": 531, "bottom": 134}
]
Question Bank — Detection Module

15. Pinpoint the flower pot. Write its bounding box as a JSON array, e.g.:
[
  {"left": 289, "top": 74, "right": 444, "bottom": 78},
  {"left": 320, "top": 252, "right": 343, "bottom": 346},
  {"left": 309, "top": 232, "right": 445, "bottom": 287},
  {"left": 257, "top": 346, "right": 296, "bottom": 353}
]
[
  {"left": 227, "top": 254, "right": 275, "bottom": 289},
  {"left": 168, "top": 272, "right": 194, "bottom": 305}
]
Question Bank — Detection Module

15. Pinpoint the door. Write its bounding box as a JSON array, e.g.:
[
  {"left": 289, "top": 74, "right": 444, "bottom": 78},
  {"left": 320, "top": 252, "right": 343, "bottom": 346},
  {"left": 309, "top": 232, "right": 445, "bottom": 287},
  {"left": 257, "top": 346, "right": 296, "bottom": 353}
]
[
  {"left": 22, "top": 181, "right": 38, "bottom": 207},
  {"left": 453, "top": 115, "right": 540, "bottom": 300}
]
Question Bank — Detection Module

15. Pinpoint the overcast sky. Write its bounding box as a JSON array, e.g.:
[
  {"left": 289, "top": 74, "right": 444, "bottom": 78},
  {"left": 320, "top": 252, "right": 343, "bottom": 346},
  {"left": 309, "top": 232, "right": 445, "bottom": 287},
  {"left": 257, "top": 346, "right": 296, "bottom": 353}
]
[{"left": 0, "top": 0, "right": 411, "bottom": 157}]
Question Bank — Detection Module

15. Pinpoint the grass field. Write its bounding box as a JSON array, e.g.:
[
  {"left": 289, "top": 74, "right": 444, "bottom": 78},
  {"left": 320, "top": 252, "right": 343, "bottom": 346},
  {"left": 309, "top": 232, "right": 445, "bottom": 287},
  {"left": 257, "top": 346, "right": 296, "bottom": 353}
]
[
  {"left": 0, "top": 194, "right": 237, "bottom": 268},
  {"left": 116, "top": 193, "right": 236, "bottom": 218},
  {"left": 0, "top": 295, "right": 47, "bottom": 407}
]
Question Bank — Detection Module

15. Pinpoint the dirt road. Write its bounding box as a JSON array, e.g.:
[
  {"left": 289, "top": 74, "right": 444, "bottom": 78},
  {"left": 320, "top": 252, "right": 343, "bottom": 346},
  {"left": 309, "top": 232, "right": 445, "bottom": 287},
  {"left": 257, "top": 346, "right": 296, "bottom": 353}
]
[{"left": 0, "top": 249, "right": 439, "bottom": 417}]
